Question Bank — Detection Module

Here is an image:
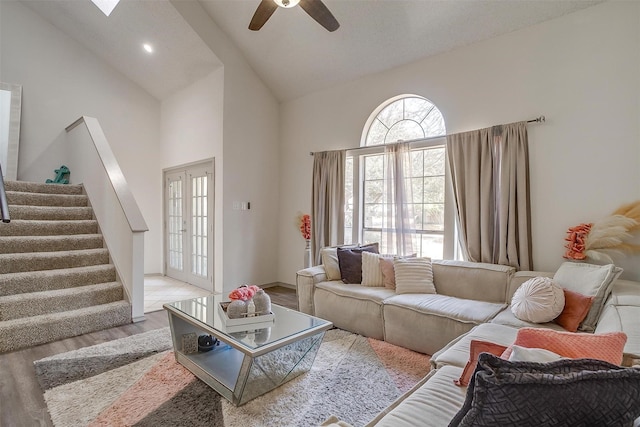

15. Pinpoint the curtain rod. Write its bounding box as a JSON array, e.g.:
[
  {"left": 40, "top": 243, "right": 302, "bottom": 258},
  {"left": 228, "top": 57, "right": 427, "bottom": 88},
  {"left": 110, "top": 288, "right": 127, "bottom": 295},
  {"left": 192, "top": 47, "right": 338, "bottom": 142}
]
[{"left": 309, "top": 115, "right": 546, "bottom": 156}]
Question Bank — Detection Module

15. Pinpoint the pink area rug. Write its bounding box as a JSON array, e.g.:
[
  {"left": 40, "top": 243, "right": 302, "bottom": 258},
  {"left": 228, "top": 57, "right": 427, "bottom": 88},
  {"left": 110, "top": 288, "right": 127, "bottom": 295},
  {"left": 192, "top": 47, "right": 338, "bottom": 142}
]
[{"left": 36, "top": 328, "right": 431, "bottom": 427}]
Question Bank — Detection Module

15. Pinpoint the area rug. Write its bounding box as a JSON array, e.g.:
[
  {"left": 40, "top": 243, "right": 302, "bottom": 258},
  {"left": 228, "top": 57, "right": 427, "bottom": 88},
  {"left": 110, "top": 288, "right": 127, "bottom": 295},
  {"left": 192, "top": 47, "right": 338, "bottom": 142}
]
[{"left": 34, "top": 328, "right": 431, "bottom": 427}]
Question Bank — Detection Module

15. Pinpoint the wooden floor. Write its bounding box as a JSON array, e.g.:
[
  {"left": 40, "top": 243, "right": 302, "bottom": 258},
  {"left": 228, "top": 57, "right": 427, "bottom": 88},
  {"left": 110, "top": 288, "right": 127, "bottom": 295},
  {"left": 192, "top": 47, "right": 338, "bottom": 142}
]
[{"left": 0, "top": 286, "right": 297, "bottom": 427}]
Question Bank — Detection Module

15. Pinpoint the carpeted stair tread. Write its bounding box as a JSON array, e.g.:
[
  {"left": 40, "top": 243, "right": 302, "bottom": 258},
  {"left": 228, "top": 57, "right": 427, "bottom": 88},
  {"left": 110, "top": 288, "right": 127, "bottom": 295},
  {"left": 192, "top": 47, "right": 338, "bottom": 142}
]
[
  {"left": 0, "top": 264, "right": 116, "bottom": 297},
  {"left": 0, "top": 234, "right": 104, "bottom": 254},
  {"left": 0, "top": 282, "right": 124, "bottom": 321},
  {"left": 0, "top": 301, "right": 132, "bottom": 353},
  {"left": 0, "top": 248, "right": 110, "bottom": 274},
  {"left": 5, "top": 191, "right": 88, "bottom": 207},
  {"left": 4, "top": 181, "right": 83, "bottom": 195},
  {"left": 0, "top": 219, "right": 98, "bottom": 236},
  {"left": 8, "top": 205, "right": 93, "bottom": 221}
]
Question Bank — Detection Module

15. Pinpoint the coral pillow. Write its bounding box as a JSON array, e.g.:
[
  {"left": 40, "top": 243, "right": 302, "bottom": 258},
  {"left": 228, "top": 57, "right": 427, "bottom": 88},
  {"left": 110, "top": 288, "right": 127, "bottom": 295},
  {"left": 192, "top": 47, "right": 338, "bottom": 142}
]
[
  {"left": 554, "top": 289, "right": 595, "bottom": 332},
  {"left": 511, "top": 277, "right": 565, "bottom": 323},
  {"left": 501, "top": 327, "right": 627, "bottom": 365},
  {"left": 455, "top": 340, "right": 508, "bottom": 387}
]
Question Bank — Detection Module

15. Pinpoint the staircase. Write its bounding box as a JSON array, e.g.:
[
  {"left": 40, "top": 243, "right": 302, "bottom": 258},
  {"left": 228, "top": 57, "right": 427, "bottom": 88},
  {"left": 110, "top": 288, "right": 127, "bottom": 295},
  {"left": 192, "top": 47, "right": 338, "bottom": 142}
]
[{"left": 0, "top": 181, "right": 132, "bottom": 353}]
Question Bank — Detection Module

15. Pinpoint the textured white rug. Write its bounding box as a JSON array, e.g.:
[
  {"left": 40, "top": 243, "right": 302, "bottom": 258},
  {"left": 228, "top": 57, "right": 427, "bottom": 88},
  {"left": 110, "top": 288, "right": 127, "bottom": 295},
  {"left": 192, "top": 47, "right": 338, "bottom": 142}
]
[{"left": 35, "top": 328, "right": 431, "bottom": 427}]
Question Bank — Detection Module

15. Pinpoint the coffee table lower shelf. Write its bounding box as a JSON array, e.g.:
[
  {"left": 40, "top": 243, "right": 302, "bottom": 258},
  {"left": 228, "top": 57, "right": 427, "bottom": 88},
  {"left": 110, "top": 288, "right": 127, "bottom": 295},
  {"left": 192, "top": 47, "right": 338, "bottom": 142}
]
[{"left": 166, "top": 309, "right": 329, "bottom": 406}]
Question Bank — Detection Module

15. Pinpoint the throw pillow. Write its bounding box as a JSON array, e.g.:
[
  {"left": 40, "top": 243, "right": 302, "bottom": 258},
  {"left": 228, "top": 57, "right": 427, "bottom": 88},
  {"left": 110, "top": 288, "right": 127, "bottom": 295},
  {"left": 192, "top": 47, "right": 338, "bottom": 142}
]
[
  {"left": 336, "top": 243, "right": 379, "bottom": 284},
  {"left": 507, "top": 345, "right": 564, "bottom": 363},
  {"left": 393, "top": 257, "right": 436, "bottom": 295},
  {"left": 500, "top": 327, "right": 627, "bottom": 365},
  {"left": 450, "top": 353, "right": 640, "bottom": 427},
  {"left": 361, "top": 251, "right": 384, "bottom": 287},
  {"left": 379, "top": 256, "right": 396, "bottom": 289},
  {"left": 553, "top": 261, "right": 623, "bottom": 332},
  {"left": 454, "top": 340, "right": 508, "bottom": 387},
  {"left": 320, "top": 247, "right": 342, "bottom": 281},
  {"left": 379, "top": 254, "right": 417, "bottom": 289},
  {"left": 510, "top": 277, "right": 565, "bottom": 323},
  {"left": 320, "top": 244, "right": 365, "bottom": 280},
  {"left": 554, "top": 288, "right": 594, "bottom": 332}
]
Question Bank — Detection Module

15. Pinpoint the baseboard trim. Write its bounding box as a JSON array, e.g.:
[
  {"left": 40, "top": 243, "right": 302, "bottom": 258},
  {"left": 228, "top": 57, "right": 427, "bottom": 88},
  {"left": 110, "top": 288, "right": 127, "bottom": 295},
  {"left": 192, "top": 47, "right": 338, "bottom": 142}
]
[{"left": 261, "top": 282, "right": 295, "bottom": 290}]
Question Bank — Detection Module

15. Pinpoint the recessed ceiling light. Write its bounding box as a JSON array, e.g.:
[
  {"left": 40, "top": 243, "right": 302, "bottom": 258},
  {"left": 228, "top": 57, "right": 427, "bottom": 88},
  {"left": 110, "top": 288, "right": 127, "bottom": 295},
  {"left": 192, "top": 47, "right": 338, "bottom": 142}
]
[
  {"left": 143, "top": 44, "right": 154, "bottom": 54},
  {"left": 90, "top": 0, "right": 121, "bottom": 17}
]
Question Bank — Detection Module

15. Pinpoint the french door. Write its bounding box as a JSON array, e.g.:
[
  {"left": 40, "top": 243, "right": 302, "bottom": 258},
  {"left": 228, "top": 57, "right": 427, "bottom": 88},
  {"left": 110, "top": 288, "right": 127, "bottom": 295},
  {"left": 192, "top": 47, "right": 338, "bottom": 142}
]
[{"left": 164, "top": 162, "right": 214, "bottom": 290}]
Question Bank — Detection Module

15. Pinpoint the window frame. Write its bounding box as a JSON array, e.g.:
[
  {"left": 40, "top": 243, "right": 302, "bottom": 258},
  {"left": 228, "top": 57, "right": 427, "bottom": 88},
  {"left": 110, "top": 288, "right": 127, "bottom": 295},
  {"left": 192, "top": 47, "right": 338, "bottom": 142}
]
[{"left": 345, "top": 136, "right": 456, "bottom": 260}]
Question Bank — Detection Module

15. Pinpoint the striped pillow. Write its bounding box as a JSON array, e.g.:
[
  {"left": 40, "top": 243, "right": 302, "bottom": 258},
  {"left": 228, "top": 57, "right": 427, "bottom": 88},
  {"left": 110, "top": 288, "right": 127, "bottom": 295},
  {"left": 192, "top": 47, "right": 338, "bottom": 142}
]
[
  {"left": 393, "top": 257, "right": 436, "bottom": 294},
  {"left": 361, "top": 252, "right": 385, "bottom": 287}
]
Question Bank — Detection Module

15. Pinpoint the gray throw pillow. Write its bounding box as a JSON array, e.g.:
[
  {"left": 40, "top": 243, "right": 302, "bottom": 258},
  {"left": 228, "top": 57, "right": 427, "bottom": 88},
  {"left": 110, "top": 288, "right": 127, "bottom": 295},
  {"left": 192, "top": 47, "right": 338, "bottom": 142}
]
[
  {"left": 449, "top": 353, "right": 640, "bottom": 427},
  {"left": 337, "top": 243, "right": 379, "bottom": 284}
]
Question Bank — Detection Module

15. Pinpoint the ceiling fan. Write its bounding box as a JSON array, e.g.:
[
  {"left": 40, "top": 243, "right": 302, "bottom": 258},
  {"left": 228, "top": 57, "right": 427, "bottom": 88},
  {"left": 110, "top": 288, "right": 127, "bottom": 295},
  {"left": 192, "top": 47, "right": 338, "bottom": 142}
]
[{"left": 249, "top": 0, "right": 340, "bottom": 32}]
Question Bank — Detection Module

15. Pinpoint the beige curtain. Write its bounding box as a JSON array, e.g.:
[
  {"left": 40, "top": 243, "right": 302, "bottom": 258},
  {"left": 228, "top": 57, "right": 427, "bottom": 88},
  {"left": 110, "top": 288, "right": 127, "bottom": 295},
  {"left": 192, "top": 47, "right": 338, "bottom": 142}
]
[
  {"left": 447, "top": 121, "right": 532, "bottom": 270},
  {"left": 383, "top": 142, "right": 416, "bottom": 256},
  {"left": 312, "top": 150, "right": 346, "bottom": 265}
]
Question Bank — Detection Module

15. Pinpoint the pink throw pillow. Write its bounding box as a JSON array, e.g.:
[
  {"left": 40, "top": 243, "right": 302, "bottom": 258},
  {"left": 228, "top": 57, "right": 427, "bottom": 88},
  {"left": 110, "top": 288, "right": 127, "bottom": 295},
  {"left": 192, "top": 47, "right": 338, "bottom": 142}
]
[
  {"left": 501, "top": 327, "right": 627, "bottom": 365},
  {"left": 379, "top": 256, "right": 396, "bottom": 289}
]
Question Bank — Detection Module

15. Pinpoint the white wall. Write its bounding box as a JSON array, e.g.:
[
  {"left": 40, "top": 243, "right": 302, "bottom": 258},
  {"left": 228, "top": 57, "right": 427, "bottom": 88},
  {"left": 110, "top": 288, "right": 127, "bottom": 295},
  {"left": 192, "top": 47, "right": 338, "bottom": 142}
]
[
  {"left": 278, "top": 1, "right": 640, "bottom": 283},
  {"left": 160, "top": 68, "right": 224, "bottom": 291},
  {"left": 0, "top": 1, "right": 163, "bottom": 273},
  {"left": 172, "top": 1, "right": 281, "bottom": 293}
]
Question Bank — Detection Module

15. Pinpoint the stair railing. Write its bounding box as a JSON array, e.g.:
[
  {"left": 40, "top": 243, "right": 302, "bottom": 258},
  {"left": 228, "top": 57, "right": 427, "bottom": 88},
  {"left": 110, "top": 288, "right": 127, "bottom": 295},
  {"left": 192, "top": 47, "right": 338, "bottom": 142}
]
[
  {"left": 0, "top": 163, "right": 9, "bottom": 223},
  {"left": 66, "top": 116, "right": 148, "bottom": 321}
]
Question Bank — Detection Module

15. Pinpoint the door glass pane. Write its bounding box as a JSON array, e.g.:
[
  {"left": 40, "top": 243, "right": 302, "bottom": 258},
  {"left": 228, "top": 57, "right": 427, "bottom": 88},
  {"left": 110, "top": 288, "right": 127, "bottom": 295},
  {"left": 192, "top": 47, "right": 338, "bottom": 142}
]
[
  {"left": 168, "top": 177, "right": 183, "bottom": 271},
  {"left": 191, "top": 174, "right": 208, "bottom": 278}
]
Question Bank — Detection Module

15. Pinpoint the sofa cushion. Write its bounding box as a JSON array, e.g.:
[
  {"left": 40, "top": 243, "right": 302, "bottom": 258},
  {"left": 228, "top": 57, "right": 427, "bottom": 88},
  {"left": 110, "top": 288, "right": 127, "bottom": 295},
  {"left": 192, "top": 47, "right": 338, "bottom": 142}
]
[
  {"left": 314, "top": 282, "right": 395, "bottom": 340},
  {"left": 337, "top": 243, "right": 379, "bottom": 284},
  {"left": 491, "top": 308, "right": 566, "bottom": 331},
  {"left": 553, "top": 261, "right": 622, "bottom": 332},
  {"left": 316, "top": 281, "right": 395, "bottom": 304},
  {"left": 595, "top": 304, "right": 640, "bottom": 364},
  {"left": 394, "top": 257, "right": 436, "bottom": 294},
  {"left": 608, "top": 279, "right": 640, "bottom": 306},
  {"left": 431, "top": 323, "right": 518, "bottom": 370},
  {"left": 432, "top": 260, "right": 515, "bottom": 303},
  {"left": 374, "top": 365, "right": 467, "bottom": 427},
  {"left": 384, "top": 294, "right": 506, "bottom": 325},
  {"left": 450, "top": 353, "right": 640, "bottom": 427}
]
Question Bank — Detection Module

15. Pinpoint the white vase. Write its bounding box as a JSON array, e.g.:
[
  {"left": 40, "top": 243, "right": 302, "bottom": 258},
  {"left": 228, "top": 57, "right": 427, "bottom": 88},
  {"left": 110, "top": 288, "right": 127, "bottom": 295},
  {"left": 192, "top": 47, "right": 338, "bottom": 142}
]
[{"left": 304, "top": 239, "right": 312, "bottom": 268}]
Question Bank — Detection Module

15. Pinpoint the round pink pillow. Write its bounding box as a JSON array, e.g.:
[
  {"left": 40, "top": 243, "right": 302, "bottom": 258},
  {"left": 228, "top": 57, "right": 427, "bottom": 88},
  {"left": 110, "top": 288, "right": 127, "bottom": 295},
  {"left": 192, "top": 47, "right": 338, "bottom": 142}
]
[{"left": 511, "top": 277, "right": 565, "bottom": 323}]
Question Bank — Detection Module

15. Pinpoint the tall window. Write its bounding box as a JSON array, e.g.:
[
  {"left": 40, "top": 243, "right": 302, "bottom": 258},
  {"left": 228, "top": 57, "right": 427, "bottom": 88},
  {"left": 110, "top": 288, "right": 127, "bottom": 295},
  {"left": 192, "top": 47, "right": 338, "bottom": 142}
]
[{"left": 345, "top": 95, "right": 448, "bottom": 258}]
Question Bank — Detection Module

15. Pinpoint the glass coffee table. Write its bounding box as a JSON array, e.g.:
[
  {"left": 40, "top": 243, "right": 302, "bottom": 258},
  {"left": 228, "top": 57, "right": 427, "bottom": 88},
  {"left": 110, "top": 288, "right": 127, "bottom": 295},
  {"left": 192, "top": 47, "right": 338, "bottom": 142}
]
[{"left": 163, "top": 294, "right": 332, "bottom": 406}]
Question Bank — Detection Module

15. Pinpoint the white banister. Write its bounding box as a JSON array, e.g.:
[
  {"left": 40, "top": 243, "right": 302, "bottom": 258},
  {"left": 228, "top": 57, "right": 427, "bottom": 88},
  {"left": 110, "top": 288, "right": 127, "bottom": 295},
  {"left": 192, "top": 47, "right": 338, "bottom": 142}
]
[{"left": 66, "top": 116, "right": 148, "bottom": 321}]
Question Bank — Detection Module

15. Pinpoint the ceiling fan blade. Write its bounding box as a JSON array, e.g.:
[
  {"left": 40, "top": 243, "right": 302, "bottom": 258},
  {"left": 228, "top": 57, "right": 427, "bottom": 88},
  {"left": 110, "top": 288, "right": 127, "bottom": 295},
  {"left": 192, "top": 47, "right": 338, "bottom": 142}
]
[
  {"left": 299, "top": 0, "right": 340, "bottom": 32},
  {"left": 249, "top": 0, "right": 278, "bottom": 31}
]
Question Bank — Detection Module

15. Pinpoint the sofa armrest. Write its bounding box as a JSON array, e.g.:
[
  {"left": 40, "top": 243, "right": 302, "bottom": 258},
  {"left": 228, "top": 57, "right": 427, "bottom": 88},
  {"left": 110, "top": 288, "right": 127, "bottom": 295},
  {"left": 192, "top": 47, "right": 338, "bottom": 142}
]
[{"left": 296, "top": 265, "right": 328, "bottom": 315}]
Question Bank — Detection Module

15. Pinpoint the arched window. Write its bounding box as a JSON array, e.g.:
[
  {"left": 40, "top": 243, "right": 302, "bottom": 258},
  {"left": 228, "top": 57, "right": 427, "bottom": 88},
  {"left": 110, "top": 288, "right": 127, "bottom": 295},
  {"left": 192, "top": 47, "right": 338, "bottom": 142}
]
[
  {"left": 364, "top": 96, "right": 446, "bottom": 146},
  {"left": 345, "top": 95, "right": 450, "bottom": 259}
]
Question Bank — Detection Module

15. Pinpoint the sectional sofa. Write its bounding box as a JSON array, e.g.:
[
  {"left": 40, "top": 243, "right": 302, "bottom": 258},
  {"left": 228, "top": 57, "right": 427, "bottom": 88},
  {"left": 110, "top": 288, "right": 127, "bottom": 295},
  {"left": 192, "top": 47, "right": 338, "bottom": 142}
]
[{"left": 297, "top": 256, "right": 640, "bottom": 426}]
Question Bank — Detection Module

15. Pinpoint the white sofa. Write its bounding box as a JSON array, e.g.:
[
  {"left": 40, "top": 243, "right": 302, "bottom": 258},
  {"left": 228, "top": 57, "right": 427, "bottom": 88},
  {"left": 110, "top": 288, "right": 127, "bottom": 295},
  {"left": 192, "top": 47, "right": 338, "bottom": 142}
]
[{"left": 297, "top": 259, "right": 640, "bottom": 426}]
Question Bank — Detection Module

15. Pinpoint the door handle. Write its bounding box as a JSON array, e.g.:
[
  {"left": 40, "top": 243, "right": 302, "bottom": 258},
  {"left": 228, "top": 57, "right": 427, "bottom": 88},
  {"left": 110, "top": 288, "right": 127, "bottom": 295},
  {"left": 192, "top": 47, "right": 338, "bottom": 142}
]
[{"left": 180, "top": 229, "right": 187, "bottom": 232}]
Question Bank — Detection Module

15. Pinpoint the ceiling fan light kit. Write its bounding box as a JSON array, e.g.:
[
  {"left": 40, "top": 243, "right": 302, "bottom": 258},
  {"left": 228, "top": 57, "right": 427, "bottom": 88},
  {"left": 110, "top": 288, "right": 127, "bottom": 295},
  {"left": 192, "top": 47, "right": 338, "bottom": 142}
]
[
  {"left": 249, "top": 0, "right": 339, "bottom": 32},
  {"left": 274, "top": 0, "right": 300, "bottom": 8}
]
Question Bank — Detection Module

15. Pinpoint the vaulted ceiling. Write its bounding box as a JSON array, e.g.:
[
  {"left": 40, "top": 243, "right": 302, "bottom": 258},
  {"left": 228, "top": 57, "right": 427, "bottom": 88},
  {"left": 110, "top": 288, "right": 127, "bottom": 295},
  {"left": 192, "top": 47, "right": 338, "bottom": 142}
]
[{"left": 23, "top": 0, "right": 603, "bottom": 102}]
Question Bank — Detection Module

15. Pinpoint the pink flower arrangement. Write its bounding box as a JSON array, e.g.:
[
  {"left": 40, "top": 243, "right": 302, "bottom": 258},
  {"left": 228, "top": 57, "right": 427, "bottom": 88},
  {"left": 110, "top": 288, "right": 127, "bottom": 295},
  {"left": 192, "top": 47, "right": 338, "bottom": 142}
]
[
  {"left": 228, "top": 285, "right": 261, "bottom": 301},
  {"left": 300, "top": 214, "right": 311, "bottom": 241},
  {"left": 564, "top": 223, "right": 592, "bottom": 260}
]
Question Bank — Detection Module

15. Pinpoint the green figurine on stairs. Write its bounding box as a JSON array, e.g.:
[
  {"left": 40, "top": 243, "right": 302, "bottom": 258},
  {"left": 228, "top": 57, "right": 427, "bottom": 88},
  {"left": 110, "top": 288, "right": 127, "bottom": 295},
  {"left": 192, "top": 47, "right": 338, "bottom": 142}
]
[{"left": 46, "top": 165, "right": 70, "bottom": 184}]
